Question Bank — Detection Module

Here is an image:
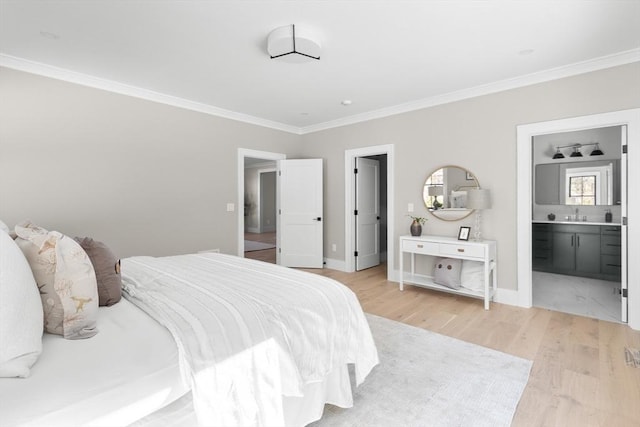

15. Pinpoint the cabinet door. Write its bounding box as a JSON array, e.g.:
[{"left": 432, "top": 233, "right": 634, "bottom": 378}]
[
  {"left": 576, "top": 233, "right": 601, "bottom": 274},
  {"left": 553, "top": 232, "right": 575, "bottom": 271}
]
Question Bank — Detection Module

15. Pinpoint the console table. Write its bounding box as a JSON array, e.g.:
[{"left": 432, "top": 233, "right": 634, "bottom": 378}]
[{"left": 399, "top": 235, "right": 497, "bottom": 309}]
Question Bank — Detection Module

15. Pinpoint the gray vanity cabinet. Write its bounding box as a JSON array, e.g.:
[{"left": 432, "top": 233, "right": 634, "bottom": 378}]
[
  {"left": 533, "top": 223, "right": 620, "bottom": 280},
  {"left": 552, "top": 226, "right": 600, "bottom": 274}
]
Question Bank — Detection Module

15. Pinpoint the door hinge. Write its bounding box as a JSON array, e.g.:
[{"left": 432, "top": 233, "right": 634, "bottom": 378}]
[
  {"left": 622, "top": 288, "right": 628, "bottom": 298},
  {"left": 354, "top": 251, "right": 358, "bottom": 257},
  {"left": 279, "top": 209, "right": 281, "bottom": 215},
  {"left": 622, "top": 144, "right": 628, "bottom": 154},
  {"left": 278, "top": 248, "right": 281, "bottom": 253},
  {"left": 354, "top": 209, "right": 358, "bottom": 215},
  {"left": 622, "top": 217, "right": 627, "bottom": 226},
  {"left": 354, "top": 168, "right": 358, "bottom": 174},
  {"left": 278, "top": 170, "right": 281, "bottom": 176}
]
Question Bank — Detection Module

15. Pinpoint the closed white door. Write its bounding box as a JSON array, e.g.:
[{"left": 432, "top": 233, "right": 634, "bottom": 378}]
[
  {"left": 355, "top": 157, "right": 380, "bottom": 271},
  {"left": 277, "top": 159, "right": 323, "bottom": 268}
]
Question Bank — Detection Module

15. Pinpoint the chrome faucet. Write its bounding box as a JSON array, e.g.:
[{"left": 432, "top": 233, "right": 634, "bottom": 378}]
[{"left": 575, "top": 208, "right": 579, "bottom": 221}]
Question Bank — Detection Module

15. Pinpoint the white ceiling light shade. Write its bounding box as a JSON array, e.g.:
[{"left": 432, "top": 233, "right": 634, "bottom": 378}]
[{"left": 267, "top": 24, "right": 321, "bottom": 61}]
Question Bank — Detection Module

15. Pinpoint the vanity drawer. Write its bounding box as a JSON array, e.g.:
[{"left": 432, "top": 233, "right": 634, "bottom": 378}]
[
  {"left": 601, "top": 226, "right": 621, "bottom": 236},
  {"left": 402, "top": 239, "right": 439, "bottom": 255},
  {"left": 439, "top": 243, "right": 484, "bottom": 259},
  {"left": 601, "top": 235, "right": 621, "bottom": 256},
  {"left": 601, "top": 254, "right": 622, "bottom": 276}
]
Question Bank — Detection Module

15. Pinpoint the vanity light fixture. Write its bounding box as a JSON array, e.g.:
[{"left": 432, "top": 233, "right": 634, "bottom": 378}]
[
  {"left": 570, "top": 146, "right": 583, "bottom": 158},
  {"left": 552, "top": 143, "right": 604, "bottom": 159}
]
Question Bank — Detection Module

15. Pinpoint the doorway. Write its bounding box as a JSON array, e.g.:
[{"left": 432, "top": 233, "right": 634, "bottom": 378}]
[
  {"left": 344, "top": 145, "right": 395, "bottom": 280},
  {"left": 531, "top": 126, "right": 624, "bottom": 322},
  {"left": 516, "top": 108, "right": 640, "bottom": 330},
  {"left": 237, "top": 149, "right": 285, "bottom": 263},
  {"left": 243, "top": 159, "right": 277, "bottom": 263}
]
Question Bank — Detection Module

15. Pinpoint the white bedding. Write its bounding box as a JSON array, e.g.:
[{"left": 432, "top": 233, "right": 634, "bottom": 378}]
[
  {"left": 121, "top": 253, "right": 379, "bottom": 427},
  {"left": 0, "top": 298, "right": 188, "bottom": 427}
]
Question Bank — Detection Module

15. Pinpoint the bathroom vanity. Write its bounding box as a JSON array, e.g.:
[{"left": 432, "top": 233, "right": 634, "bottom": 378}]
[{"left": 532, "top": 221, "right": 621, "bottom": 281}]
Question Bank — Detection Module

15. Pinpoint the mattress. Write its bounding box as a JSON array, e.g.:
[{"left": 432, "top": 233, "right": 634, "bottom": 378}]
[{"left": 0, "top": 298, "right": 188, "bottom": 427}]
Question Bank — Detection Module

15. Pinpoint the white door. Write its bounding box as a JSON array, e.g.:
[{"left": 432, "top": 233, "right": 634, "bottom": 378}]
[
  {"left": 277, "top": 159, "right": 323, "bottom": 268},
  {"left": 621, "top": 125, "right": 628, "bottom": 323},
  {"left": 355, "top": 157, "right": 380, "bottom": 271}
]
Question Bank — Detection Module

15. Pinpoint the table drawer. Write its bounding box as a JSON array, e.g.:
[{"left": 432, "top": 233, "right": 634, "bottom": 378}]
[
  {"left": 439, "top": 243, "right": 484, "bottom": 259},
  {"left": 402, "top": 239, "right": 439, "bottom": 255}
]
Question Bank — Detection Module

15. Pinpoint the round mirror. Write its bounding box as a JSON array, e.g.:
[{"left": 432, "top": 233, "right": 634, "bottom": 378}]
[{"left": 423, "top": 165, "right": 479, "bottom": 221}]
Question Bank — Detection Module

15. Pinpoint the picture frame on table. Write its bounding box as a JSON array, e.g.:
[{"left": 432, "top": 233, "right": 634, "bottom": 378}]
[{"left": 458, "top": 226, "right": 470, "bottom": 241}]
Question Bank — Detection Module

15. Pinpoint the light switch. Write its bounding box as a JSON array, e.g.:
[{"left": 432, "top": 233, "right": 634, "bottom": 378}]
[
  {"left": 408, "top": 203, "right": 414, "bottom": 212},
  {"left": 226, "top": 203, "right": 235, "bottom": 212}
]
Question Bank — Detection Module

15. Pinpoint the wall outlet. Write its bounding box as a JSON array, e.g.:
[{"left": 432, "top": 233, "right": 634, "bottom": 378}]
[
  {"left": 331, "top": 243, "right": 337, "bottom": 252},
  {"left": 408, "top": 203, "right": 414, "bottom": 212},
  {"left": 226, "top": 203, "right": 235, "bottom": 212}
]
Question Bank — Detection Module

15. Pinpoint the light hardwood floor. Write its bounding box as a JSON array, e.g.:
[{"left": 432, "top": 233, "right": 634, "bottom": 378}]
[{"left": 302, "top": 263, "right": 640, "bottom": 427}]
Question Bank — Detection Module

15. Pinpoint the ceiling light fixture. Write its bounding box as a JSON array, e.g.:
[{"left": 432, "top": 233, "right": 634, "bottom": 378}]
[
  {"left": 552, "top": 143, "right": 604, "bottom": 159},
  {"left": 267, "top": 24, "right": 320, "bottom": 61}
]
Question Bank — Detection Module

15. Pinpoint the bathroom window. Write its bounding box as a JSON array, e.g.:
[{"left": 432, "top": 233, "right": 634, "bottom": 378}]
[{"left": 568, "top": 175, "right": 596, "bottom": 205}]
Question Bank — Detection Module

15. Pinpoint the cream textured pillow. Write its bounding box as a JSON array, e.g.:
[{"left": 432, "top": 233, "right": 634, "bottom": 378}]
[
  {"left": 433, "top": 257, "right": 462, "bottom": 290},
  {"left": 15, "top": 222, "right": 99, "bottom": 339},
  {"left": 460, "top": 260, "right": 485, "bottom": 292},
  {"left": 0, "top": 229, "right": 44, "bottom": 377}
]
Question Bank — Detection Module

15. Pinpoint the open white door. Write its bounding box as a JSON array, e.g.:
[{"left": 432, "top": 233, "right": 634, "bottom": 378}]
[
  {"left": 355, "top": 157, "right": 380, "bottom": 271},
  {"left": 621, "top": 125, "right": 628, "bottom": 323},
  {"left": 277, "top": 159, "right": 323, "bottom": 268}
]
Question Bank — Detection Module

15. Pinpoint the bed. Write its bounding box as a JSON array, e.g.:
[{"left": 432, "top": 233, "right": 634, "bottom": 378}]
[{"left": 0, "top": 223, "right": 379, "bottom": 427}]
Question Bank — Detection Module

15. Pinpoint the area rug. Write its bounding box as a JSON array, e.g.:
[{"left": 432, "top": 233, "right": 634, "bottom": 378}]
[
  {"left": 132, "top": 314, "right": 532, "bottom": 427},
  {"left": 244, "top": 240, "right": 276, "bottom": 252},
  {"left": 312, "top": 314, "right": 532, "bottom": 427}
]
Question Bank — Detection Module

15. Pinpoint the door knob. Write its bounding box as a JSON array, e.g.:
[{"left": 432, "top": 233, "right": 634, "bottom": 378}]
[{"left": 313, "top": 217, "right": 322, "bottom": 221}]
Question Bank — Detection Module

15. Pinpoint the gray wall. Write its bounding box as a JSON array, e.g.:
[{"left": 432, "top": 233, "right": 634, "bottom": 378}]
[
  {"left": 0, "top": 67, "right": 301, "bottom": 257},
  {"left": 1, "top": 62, "right": 638, "bottom": 293},
  {"left": 299, "top": 62, "right": 640, "bottom": 291}
]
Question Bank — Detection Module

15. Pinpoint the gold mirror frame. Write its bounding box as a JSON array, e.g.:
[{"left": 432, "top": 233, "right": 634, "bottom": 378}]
[{"left": 423, "top": 165, "right": 480, "bottom": 221}]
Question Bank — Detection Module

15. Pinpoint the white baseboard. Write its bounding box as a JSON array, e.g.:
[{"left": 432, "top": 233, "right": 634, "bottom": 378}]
[
  {"left": 494, "top": 288, "right": 526, "bottom": 307},
  {"left": 247, "top": 227, "right": 260, "bottom": 234},
  {"left": 324, "top": 257, "right": 347, "bottom": 272}
]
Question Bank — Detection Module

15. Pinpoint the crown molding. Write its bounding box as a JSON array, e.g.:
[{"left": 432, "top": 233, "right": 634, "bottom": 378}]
[
  {"left": 2, "top": 49, "right": 638, "bottom": 136},
  {"left": 0, "top": 54, "right": 301, "bottom": 135},
  {"left": 300, "top": 48, "right": 640, "bottom": 134}
]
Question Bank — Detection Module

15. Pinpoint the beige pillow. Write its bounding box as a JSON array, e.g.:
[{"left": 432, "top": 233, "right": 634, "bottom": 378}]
[
  {"left": 74, "top": 237, "right": 122, "bottom": 306},
  {"left": 15, "top": 222, "right": 99, "bottom": 339}
]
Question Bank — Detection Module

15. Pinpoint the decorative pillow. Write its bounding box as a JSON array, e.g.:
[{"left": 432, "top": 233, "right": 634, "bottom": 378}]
[
  {"left": 0, "top": 229, "right": 44, "bottom": 377},
  {"left": 74, "top": 237, "right": 122, "bottom": 306},
  {"left": 460, "top": 260, "right": 485, "bottom": 292},
  {"left": 433, "top": 257, "right": 462, "bottom": 289},
  {"left": 15, "top": 222, "right": 99, "bottom": 339}
]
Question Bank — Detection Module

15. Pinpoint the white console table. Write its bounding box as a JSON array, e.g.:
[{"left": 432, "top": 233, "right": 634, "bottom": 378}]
[{"left": 399, "top": 235, "right": 497, "bottom": 309}]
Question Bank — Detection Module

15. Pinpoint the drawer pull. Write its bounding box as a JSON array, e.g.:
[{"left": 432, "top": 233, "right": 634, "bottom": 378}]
[
  {"left": 417, "top": 244, "right": 423, "bottom": 248},
  {"left": 457, "top": 248, "right": 465, "bottom": 253}
]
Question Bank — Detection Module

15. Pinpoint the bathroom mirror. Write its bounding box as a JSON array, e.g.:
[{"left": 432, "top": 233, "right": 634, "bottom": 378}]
[
  {"left": 423, "top": 165, "right": 479, "bottom": 221},
  {"left": 535, "top": 159, "right": 620, "bottom": 206}
]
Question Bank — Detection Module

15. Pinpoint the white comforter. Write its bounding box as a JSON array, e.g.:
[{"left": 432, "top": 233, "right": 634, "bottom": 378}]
[{"left": 121, "top": 253, "right": 378, "bottom": 427}]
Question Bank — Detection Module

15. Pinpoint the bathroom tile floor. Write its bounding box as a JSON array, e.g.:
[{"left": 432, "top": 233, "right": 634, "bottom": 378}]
[{"left": 533, "top": 271, "right": 622, "bottom": 323}]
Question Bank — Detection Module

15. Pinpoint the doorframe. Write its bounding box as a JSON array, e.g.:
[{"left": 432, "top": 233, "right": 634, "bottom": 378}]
[
  {"left": 345, "top": 144, "right": 394, "bottom": 280},
  {"left": 237, "top": 148, "right": 286, "bottom": 257},
  {"left": 516, "top": 108, "right": 640, "bottom": 330}
]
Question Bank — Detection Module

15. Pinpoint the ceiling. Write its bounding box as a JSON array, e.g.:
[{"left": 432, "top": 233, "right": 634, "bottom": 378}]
[{"left": 1, "top": 1, "right": 639, "bottom": 134}]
